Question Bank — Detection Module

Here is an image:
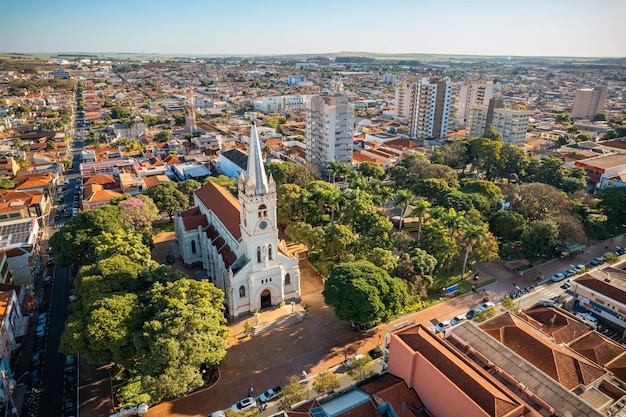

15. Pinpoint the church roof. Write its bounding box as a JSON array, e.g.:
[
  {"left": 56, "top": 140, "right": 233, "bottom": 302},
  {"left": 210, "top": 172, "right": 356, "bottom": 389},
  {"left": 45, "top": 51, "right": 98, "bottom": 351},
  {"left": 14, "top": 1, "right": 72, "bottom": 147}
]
[
  {"left": 245, "top": 123, "right": 270, "bottom": 196},
  {"left": 195, "top": 181, "right": 240, "bottom": 240}
]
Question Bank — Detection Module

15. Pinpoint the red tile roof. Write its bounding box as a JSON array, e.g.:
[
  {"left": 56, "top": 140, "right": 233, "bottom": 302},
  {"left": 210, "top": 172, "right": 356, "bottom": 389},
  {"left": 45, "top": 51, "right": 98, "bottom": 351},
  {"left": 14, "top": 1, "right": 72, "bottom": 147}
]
[{"left": 195, "top": 182, "right": 240, "bottom": 240}]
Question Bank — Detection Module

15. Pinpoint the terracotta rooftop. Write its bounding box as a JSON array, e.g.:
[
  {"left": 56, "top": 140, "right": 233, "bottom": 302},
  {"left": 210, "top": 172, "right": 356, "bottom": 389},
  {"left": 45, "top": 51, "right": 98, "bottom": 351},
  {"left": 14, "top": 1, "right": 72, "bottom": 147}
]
[
  {"left": 143, "top": 175, "right": 169, "bottom": 189},
  {"left": 359, "top": 374, "right": 426, "bottom": 417},
  {"left": 479, "top": 313, "right": 606, "bottom": 390},
  {"left": 195, "top": 182, "right": 240, "bottom": 240},
  {"left": 521, "top": 306, "right": 592, "bottom": 344},
  {"left": 574, "top": 272, "right": 626, "bottom": 305},
  {"left": 398, "top": 326, "right": 521, "bottom": 417},
  {"left": 84, "top": 174, "right": 115, "bottom": 185},
  {"left": 84, "top": 184, "right": 123, "bottom": 202},
  {"left": 569, "top": 332, "right": 626, "bottom": 367}
]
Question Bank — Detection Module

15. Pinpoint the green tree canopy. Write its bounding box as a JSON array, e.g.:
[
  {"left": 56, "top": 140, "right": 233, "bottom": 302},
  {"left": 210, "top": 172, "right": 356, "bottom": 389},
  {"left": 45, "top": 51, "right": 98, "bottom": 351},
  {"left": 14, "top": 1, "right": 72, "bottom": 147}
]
[
  {"left": 323, "top": 261, "right": 408, "bottom": 328},
  {"left": 146, "top": 182, "right": 189, "bottom": 220}
]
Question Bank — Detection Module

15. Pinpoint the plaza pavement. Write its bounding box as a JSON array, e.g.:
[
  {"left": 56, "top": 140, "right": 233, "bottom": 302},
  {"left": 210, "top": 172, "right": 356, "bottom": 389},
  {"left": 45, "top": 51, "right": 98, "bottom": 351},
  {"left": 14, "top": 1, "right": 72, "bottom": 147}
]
[{"left": 90, "top": 233, "right": 626, "bottom": 417}]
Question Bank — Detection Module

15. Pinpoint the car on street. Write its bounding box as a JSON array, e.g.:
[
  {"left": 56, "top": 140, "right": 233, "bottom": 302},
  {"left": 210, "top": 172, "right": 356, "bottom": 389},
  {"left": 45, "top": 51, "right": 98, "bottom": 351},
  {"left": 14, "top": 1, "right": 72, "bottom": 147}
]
[
  {"left": 31, "top": 351, "right": 41, "bottom": 366},
  {"left": 65, "top": 356, "right": 75, "bottom": 366},
  {"left": 480, "top": 302, "right": 495, "bottom": 311},
  {"left": 561, "top": 280, "right": 571, "bottom": 289},
  {"left": 450, "top": 315, "right": 466, "bottom": 326},
  {"left": 166, "top": 252, "right": 175, "bottom": 263},
  {"left": 590, "top": 257, "right": 604, "bottom": 266},
  {"left": 564, "top": 268, "right": 578, "bottom": 278},
  {"left": 616, "top": 247, "right": 625, "bottom": 256},
  {"left": 344, "top": 353, "right": 365, "bottom": 368},
  {"left": 38, "top": 313, "right": 47, "bottom": 325},
  {"left": 466, "top": 308, "right": 482, "bottom": 320},
  {"left": 259, "top": 386, "right": 282, "bottom": 403},
  {"left": 368, "top": 346, "right": 383, "bottom": 359},
  {"left": 44, "top": 275, "right": 52, "bottom": 286},
  {"left": 29, "top": 369, "right": 40, "bottom": 385},
  {"left": 35, "top": 323, "right": 45, "bottom": 338},
  {"left": 434, "top": 320, "right": 451, "bottom": 333},
  {"left": 551, "top": 273, "right": 565, "bottom": 282},
  {"left": 231, "top": 397, "right": 257, "bottom": 413},
  {"left": 209, "top": 411, "right": 226, "bottom": 417}
]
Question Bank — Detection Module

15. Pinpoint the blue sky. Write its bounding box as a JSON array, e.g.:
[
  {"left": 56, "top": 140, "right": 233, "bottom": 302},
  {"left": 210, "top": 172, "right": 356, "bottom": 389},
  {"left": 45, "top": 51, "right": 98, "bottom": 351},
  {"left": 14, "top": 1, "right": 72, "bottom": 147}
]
[{"left": 1, "top": 0, "right": 624, "bottom": 57}]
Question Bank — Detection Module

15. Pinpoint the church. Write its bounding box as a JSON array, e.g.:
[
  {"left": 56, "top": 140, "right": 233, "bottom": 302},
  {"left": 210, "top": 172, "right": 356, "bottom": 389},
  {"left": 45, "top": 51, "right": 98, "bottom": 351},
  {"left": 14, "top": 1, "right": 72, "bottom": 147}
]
[{"left": 174, "top": 123, "right": 301, "bottom": 318}]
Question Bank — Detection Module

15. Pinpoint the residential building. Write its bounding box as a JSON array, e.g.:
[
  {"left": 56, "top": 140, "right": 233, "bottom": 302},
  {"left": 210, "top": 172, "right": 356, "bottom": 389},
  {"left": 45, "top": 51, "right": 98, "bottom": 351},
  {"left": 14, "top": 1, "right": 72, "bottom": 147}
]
[
  {"left": 252, "top": 95, "right": 312, "bottom": 114},
  {"left": 571, "top": 86, "right": 608, "bottom": 119},
  {"left": 306, "top": 94, "right": 354, "bottom": 177},
  {"left": 405, "top": 76, "right": 452, "bottom": 141},
  {"left": 393, "top": 78, "right": 412, "bottom": 122},
  {"left": 457, "top": 80, "right": 494, "bottom": 123},
  {"left": 466, "top": 99, "right": 530, "bottom": 146},
  {"left": 174, "top": 124, "right": 300, "bottom": 318}
]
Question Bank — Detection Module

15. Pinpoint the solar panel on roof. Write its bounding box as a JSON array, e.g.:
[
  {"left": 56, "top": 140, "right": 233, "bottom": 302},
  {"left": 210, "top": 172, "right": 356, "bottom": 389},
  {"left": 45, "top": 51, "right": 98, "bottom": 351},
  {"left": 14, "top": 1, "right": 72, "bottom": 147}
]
[{"left": 310, "top": 408, "right": 326, "bottom": 417}]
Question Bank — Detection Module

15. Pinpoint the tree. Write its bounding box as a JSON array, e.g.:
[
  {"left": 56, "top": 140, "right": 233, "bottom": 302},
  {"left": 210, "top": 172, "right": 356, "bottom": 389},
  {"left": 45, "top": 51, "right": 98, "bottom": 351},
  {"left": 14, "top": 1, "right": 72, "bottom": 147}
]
[
  {"left": 323, "top": 261, "right": 408, "bottom": 328},
  {"left": 412, "top": 199, "right": 430, "bottom": 245},
  {"left": 0, "top": 178, "right": 16, "bottom": 190},
  {"left": 502, "top": 296, "right": 518, "bottom": 312},
  {"left": 593, "top": 113, "right": 607, "bottom": 122},
  {"left": 146, "top": 182, "right": 189, "bottom": 221},
  {"left": 555, "top": 112, "right": 570, "bottom": 125},
  {"left": 111, "top": 105, "right": 132, "bottom": 119},
  {"left": 92, "top": 230, "right": 153, "bottom": 264},
  {"left": 366, "top": 248, "right": 398, "bottom": 274},
  {"left": 394, "top": 190, "right": 414, "bottom": 229},
  {"left": 49, "top": 205, "right": 123, "bottom": 266},
  {"left": 177, "top": 179, "right": 201, "bottom": 203},
  {"left": 205, "top": 175, "right": 237, "bottom": 195},
  {"left": 277, "top": 375, "right": 306, "bottom": 411},
  {"left": 489, "top": 211, "right": 526, "bottom": 242},
  {"left": 117, "top": 196, "right": 159, "bottom": 234},
  {"left": 473, "top": 306, "right": 496, "bottom": 322},
  {"left": 597, "top": 186, "right": 626, "bottom": 229},
  {"left": 358, "top": 162, "right": 385, "bottom": 180},
  {"left": 313, "top": 371, "right": 340, "bottom": 395},
  {"left": 134, "top": 279, "right": 229, "bottom": 402},
  {"left": 459, "top": 223, "right": 490, "bottom": 281},
  {"left": 503, "top": 183, "right": 570, "bottom": 221},
  {"left": 155, "top": 130, "right": 171, "bottom": 142},
  {"left": 419, "top": 222, "right": 458, "bottom": 268},
  {"left": 520, "top": 220, "right": 560, "bottom": 259},
  {"left": 345, "top": 354, "right": 373, "bottom": 381},
  {"left": 395, "top": 248, "right": 437, "bottom": 297}
]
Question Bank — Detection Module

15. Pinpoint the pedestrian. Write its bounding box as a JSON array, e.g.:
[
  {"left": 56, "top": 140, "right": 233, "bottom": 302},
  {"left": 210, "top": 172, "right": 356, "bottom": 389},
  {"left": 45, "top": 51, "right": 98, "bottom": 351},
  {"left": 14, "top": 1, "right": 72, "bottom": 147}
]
[
  {"left": 335, "top": 337, "right": 339, "bottom": 345},
  {"left": 248, "top": 386, "right": 253, "bottom": 397}
]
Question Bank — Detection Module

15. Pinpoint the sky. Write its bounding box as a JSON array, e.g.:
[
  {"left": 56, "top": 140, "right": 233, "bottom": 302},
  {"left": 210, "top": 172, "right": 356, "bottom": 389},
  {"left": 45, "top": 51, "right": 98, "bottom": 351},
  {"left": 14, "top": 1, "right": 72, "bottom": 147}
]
[{"left": 1, "top": 0, "right": 625, "bottom": 58}]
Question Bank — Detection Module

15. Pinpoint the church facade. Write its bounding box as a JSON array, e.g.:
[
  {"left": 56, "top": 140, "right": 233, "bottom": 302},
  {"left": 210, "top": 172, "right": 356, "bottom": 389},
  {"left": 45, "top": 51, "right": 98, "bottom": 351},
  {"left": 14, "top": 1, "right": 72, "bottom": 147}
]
[{"left": 174, "top": 124, "right": 301, "bottom": 318}]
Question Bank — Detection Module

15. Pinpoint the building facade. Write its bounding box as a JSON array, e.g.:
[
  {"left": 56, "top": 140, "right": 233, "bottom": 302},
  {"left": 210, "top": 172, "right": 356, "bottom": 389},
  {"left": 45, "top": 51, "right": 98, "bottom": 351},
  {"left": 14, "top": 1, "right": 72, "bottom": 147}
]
[
  {"left": 174, "top": 124, "right": 300, "bottom": 318},
  {"left": 306, "top": 94, "right": 354, "bottom": 177},
  {"left": 405, "top": 76, "right": 452, "bottom": 141},
  {"left": 457, "top": 80, "right": 494, "bottom": 123},
  {"left": 571, "top": 86, "right": 608, "bottom": 119},
  {"left": 466, "top": 99, "right": 530, "bottom": 146}
]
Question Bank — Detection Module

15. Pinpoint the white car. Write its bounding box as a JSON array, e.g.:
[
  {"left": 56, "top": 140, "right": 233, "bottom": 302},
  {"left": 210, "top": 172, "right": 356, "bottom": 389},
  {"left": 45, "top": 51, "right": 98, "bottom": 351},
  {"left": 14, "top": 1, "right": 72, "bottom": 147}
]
[
  {"left": 480, "top": 302, "right": 495, "bottom": 311},
  {"left": 231, "top": 397, "right": 256, "bottom": 413},
  {"left": 450, "top": 315, "right": 466, "bottom": 326},
  {"left": 434, "top": 320, "right": 451, "bottom": 333}
]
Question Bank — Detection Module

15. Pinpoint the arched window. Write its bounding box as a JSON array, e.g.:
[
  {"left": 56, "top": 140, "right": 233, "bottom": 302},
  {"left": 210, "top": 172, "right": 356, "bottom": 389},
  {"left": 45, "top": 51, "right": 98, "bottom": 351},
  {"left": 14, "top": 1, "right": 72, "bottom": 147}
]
[
  {"left": 258, "top": 204, "right": 267, "bottom": 218},
  {"left": 285, "top": 273, "right": 291, "bottom": 285},
  {"left": 239, "top": 286, "right": 246, "bottom": 297},
  {"left": 268, "top": 245, "right": 273, "bottom": 260},
  {"left": 257, "top": 247, "right": 262, "bottom": 263},
  {"left": 191, "top": 240, "right": 197, "bottom": 254}
]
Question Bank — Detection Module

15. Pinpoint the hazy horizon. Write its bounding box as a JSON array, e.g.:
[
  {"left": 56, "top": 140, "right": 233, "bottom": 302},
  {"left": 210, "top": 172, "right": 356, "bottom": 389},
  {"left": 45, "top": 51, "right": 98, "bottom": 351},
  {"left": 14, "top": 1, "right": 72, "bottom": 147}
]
[{"left": 2, "top": 0, "right": 625, "bottom": 58}]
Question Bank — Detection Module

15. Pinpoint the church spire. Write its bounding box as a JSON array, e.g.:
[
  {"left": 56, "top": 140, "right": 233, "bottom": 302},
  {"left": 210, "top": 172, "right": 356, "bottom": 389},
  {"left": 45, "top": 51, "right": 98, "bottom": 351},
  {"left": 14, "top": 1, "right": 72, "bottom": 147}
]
[{"left": 246, "top": 122, "right": 270, "bottom": 196}]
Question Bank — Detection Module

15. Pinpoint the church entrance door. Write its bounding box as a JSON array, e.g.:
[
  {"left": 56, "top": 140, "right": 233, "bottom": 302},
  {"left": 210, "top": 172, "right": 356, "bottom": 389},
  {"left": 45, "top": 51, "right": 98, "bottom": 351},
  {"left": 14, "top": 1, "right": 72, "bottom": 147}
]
[{"left": 260, "top": 289, "right": 272, "bottom": 309}]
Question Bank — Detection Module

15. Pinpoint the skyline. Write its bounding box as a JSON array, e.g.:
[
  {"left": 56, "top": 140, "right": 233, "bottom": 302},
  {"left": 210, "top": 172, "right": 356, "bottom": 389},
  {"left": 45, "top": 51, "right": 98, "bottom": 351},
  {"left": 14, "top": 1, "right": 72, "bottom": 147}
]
[{"left": 1, "top": 0, "right": 625, "bottom": 58}]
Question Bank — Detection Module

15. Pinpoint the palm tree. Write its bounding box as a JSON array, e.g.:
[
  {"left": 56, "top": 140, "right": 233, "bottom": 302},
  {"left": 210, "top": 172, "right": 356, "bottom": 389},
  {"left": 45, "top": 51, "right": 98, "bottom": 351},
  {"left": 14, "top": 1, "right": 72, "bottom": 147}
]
[
  {"left": 460, "top": 222, "right": 487, "bottom": 281},
  {"left": 412, "top": 199, "right": 431, "bottom": 245},
  {"left": 394, "top": 190, "right": 414, "bottom": 230}
]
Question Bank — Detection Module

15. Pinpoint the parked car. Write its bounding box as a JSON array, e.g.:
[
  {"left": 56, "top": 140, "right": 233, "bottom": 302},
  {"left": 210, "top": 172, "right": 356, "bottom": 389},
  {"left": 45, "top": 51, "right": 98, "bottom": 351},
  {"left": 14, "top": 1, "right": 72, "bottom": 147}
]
[
  {"left": 65, "top": 356, "right": 76, "bottom": 366},
  {"left": 550, "top": 273, "right": 565, "bottom": 282},
  {"left": 209, "top": 411, "right": 226, "bottom": 417},
  {"left": 590, "top": 257, "right": 604, "bottom": 266},
  {"left": 38, "top": 313, "right": 47, "bottom": 325},
  {"left": 616, "top": 247, "right": 625, "bottom": 256},
  {"left": 344, "top": 353, "right": 365, "bottom": 368},
  {"left": 466, "top": 308, "right": 482, "bottom": 319},
  {"left": 46, "top": 258, "right": 55, "bottom": 267},
  {"left": 166, "top": 252, "right": 175, "bottom": 263},
  {"left": 450, "top": 315, "right": 466, "bottom": 326},
  {"left": 434, "top": 320, "right": 451, "bottom": 333},
  {"left": 29, "top": 369, "right": 40, "bottom": 385},
  {"left": 231, "top": 397, "right": 257, "bottom": 413},
  {"left": 30, "top": 351, "right": 41, "bottom": 366},
  {"left": 561, "top": 280, "right": 571, "bottom": 290},
  {"left": 368, "top": 346, "right": 383, "bottom": 359},
  {"left": 259, "top": 386, "right": 282, "bottom": 403},
  {"left": 480, "top": 302, "right": 495, "bottom": 311},
  {"left": 564, "top": 268, "right": 578, "bottom": 278},
  {"left": 44, "top": 275, "right": 52, "bottom": 286},
  {"left": 35, "top": 323, "right": 45, "bottom": 338}
]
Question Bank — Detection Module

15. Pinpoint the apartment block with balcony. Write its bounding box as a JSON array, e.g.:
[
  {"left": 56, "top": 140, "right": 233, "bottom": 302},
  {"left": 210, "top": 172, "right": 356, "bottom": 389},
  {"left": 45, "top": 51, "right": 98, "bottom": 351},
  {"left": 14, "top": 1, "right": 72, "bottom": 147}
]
[
  {"left": 306, "top": 94, "right": 354, "bottom": 177},
  {"left": 405, "top": 77, "right": 452, "bottom": 141},
  {"left": 466, "top": 99, "right": 530, "bottom": 146},
  {"left": 457, "top": 80, "right": 494, "bottom": 123}
]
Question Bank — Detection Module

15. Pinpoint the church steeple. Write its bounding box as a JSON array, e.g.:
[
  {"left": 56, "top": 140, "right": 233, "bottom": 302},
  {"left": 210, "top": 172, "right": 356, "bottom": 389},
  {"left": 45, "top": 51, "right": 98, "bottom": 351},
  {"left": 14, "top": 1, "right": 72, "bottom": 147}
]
[{"left": 245, "top": 122, "right": 270, "bottom": 196}]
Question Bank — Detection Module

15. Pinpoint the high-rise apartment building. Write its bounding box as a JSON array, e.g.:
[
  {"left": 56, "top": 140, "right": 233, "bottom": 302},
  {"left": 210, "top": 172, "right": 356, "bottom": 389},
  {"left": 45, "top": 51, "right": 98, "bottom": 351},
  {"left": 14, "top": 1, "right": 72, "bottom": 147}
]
[
  {"left": 571, "top": 86, "right": 607, "bottom": 119},
  {"left": 466, "top": 99, "right": 529, "bottom": 146},
  {"left": 407, "top": 76, "right": 452, "bottom": 141},
  {"left": 394, "top": 79, "right": 413, "bottom": 122},
  {"left": 457, "top": 80, "right": 494, "bottom": 123},
  {"left": 306, "top": 94, "right": 354, "bottom": 177}
]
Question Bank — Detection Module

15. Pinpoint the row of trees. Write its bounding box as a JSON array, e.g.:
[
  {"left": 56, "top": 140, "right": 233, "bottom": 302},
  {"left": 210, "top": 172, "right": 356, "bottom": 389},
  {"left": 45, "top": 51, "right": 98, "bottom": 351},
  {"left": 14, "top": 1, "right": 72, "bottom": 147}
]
[{"left": 50, "top": 197, "right": 230, "bottom": 406}]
